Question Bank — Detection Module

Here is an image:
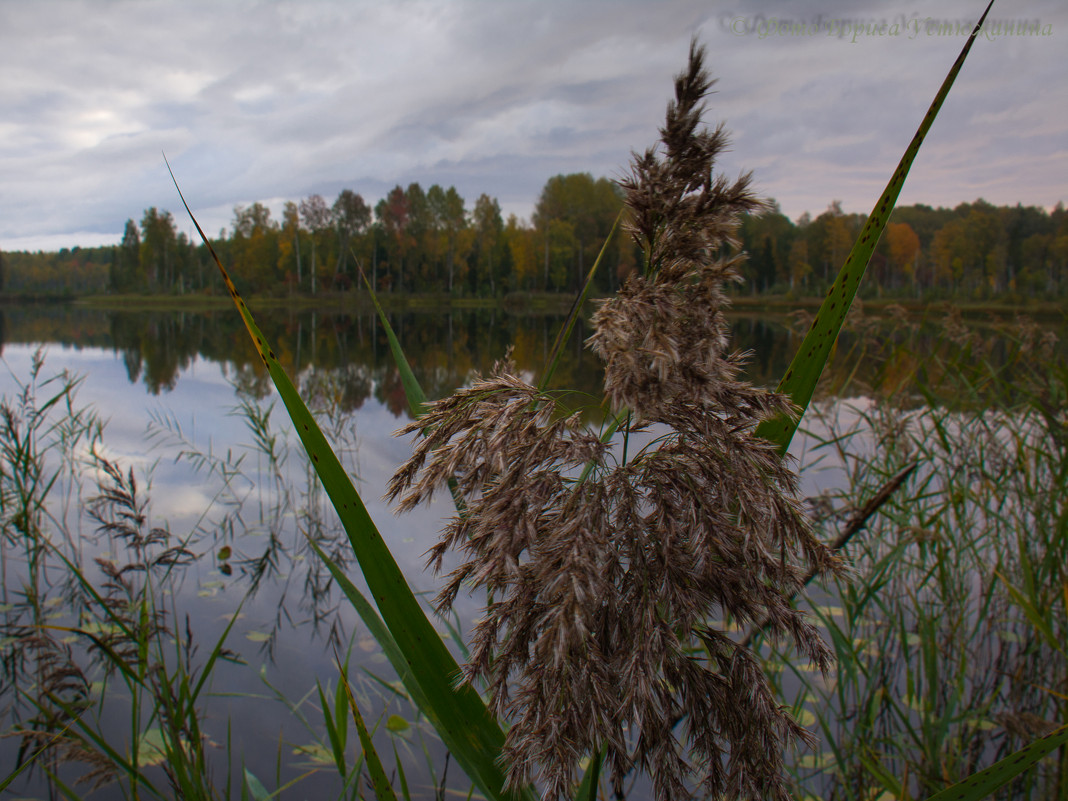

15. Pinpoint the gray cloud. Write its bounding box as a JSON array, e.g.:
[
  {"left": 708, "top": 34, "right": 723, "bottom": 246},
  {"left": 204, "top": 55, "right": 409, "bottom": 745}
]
[{"left": 1, "top": 0, "right": 1064, "bottom": 251}]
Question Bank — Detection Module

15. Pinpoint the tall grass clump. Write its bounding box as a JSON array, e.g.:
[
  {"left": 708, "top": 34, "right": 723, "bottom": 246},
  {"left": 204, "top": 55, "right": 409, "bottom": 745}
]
[
  {"left": 0, "top": 355, "right": 238, "bottom": 798},
  {"left": 1, "top": 357, "right": 380, "bottom": 799},
  {"left": 775, "top": 314, "right": 1067, "bottom": 800}
]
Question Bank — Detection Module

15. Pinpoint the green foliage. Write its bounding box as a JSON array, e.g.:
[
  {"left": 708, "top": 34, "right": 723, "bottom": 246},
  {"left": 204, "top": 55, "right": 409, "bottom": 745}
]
[{"left": 734, "top": 199, "right": 1068, "bottom": 299}]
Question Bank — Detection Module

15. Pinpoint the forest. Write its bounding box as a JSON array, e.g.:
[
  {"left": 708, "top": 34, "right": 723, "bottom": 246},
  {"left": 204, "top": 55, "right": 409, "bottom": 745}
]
[{"left": 2, "top": 173, "right": 1066, "bottom": 301}]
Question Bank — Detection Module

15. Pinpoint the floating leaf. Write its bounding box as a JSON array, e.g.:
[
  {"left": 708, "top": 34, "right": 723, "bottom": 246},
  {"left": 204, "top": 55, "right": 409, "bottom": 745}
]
[
  {"left": 132, "top": 728, "right": 167, "bottom": 767},
  {"left": 386, "top": 714, "right": 410, "bottom": 733},
  {"left": 243, "top": 768, "right": 270, "bottom": 801},
  {"left": 292, "top": 742, "right": 336, "bottom": 765}
]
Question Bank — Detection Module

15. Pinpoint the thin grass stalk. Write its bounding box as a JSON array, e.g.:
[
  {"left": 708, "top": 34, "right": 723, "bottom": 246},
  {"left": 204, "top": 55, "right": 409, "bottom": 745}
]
[
  {"left": 336, "top": 652, "right": 398, "bottom": 801},
  {"left": 539, "top": 211, "right": 621, "bottom": 392}
]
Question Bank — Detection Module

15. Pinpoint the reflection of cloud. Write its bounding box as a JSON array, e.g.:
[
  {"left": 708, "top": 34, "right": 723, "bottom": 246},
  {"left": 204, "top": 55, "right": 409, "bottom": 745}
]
[{"left": 1, "top": 0, "right": 1065, "bottom": 250}]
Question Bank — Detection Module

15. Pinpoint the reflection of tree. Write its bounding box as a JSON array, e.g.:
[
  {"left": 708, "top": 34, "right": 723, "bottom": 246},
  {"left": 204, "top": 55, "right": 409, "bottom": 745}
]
[
  {"left": 300, "top": 364, "right": 371, "bottom": 414},
  {"left": 5, "top": 305, "right": 1056, "bottom": 413},
  {"left": 227, "top": 363, "right": 274, "bottom": 401}
]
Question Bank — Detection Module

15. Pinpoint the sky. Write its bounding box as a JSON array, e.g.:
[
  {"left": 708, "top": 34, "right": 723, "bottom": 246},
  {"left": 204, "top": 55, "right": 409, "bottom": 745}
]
[{"left": 2, "top": 0, "right": 1065, "bottom": 253}]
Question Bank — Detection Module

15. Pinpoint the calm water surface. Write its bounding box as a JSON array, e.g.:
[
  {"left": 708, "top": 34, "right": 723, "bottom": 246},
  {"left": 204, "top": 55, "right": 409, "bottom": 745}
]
[{"left": 0, "top": 302, "right": 1059, "bottom": 798}]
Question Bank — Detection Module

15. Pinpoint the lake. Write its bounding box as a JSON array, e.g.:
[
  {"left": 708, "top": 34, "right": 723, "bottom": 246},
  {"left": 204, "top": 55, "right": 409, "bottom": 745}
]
[{"left": 1, "top": 301, "right": 1063, "bottom": 799}]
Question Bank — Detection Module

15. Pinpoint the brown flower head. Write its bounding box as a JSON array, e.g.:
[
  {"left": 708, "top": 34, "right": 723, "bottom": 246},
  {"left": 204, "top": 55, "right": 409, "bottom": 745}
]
[{"left": 389, "top": 39, "right": 842, "bottom": 801}]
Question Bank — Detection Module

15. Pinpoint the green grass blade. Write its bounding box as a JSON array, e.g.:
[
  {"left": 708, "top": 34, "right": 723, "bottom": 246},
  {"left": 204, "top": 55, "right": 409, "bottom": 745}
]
[
  {"left": 337, "top": 658, "right": 399, "bottom": 801},
  {"left": 573, "top": 750, "right": 602, "bottom": 801},
  {"left": 305, "top": 538, "right": 433, "bottom": 715},
  {"left": 187, "top": 596, "right": 246, "bottom": 709},
  {"left": 0, "top": 716, "right": 80, "bottom": 793},
  {"left": 995, "top": 571, "right": 1060, "bottom": 652},
  {"left": 169, "top": 163, "right": 527, "bottom": 801},
  {"left": 393, "top": 742, "right": 413, "bottom": 801},
  {"left": 755, "top": 0, "right": 996, "bottom": 453},
  {"left": 921, "top": 724, "right": 1068, "bottom": 801},
  {"left": 318, "top": 681, "right": 347, "bottom": 776},
  {"left": 539, "top": 211, "right": 621, "bottom": 391},
  {"left": 358, "top": 262, "right": 428, "bottom": 418}
]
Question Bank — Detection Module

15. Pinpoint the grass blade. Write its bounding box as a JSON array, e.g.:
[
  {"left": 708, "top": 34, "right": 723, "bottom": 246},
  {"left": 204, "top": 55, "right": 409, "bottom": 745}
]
[
  {"left": 921, "top": 724, "right": 1068, "bottom": 801},
  {"left": 539, "top": 211, "right": 621, "bottom": 391},
  {"left": 168, "top": 162, "right": 527, "bottom": 801},
  {"left": 337, "top": 655, "right": 399, "bottom": 801},
  {"left": 358, "top": 261, "right": 428, "bottom": 418},
  {"left": 304, "top": 538, "right": 433, "bottom": 719},
  {"left": 756, "top": 0, "right": 996, "bottom": 453},
  {"left": 0, "top": 716, "right": 80, "bottom": 793},
  {"left": 573, "top": 750, "right": 602, "bottom": 801}
]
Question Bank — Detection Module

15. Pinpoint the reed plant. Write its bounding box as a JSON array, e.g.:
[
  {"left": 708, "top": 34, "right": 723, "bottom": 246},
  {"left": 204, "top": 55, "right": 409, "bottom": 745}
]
[{"left": 0, "top": 376, "right": 237, "bottom": 799}]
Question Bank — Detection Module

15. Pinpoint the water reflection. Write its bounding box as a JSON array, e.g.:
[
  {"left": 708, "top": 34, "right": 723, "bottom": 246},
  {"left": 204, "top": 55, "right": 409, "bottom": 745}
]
[
  {"left": 0, "top": 302, "right": 1065, "bottom": 798},
  {"left": 3, "top": 304, "right": 1061, "bottom": 412}
]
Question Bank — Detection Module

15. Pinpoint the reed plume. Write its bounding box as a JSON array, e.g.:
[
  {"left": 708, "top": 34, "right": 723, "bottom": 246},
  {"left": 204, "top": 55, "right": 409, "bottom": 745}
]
[{"left": 389, "top": 39, "right": 842, "bottom": 801}]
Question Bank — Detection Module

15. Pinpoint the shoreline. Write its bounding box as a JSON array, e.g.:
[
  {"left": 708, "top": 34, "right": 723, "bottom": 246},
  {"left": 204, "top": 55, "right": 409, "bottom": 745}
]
[{"left": 0, "top": 290, "right": 1062, "bottom": 319}]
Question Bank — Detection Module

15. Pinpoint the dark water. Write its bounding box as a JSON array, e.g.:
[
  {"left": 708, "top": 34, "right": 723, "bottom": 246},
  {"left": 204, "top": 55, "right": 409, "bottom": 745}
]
[{"left": 0, "top": 302, "right": 1062, "bottom": 799}]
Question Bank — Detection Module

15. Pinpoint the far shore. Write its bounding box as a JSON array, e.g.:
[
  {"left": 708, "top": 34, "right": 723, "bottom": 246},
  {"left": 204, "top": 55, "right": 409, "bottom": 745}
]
[{"left": 0, "top": 290, "right": 1063, "bottom": 320}]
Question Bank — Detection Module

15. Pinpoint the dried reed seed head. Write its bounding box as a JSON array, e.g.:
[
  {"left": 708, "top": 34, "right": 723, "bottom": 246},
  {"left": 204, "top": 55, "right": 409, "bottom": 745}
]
[{"left": 389, "top": 37, "right": 842, "bottom": 801}]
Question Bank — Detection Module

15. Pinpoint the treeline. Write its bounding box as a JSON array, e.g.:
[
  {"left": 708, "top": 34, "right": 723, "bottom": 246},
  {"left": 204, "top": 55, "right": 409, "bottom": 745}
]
[
  {"left": 1, "top": 174, "right": 627, "bottom": 299},
  {"left": 740, "top": 198, "right": 1068, "bottom": 299},
  {"left": 2, "top": 179, "right": 1065, "bottom": 300}
]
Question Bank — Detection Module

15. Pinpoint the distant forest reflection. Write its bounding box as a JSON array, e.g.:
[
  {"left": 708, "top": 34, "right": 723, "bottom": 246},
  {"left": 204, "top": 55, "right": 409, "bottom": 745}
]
[{"left": 0, "top": 303, "right": 1061, "bottom": 414}]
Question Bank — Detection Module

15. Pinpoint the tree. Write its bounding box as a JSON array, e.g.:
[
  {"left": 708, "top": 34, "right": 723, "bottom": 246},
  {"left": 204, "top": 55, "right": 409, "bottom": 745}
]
[
  {"left": 231, "top": 202, "right": 279, "bottom": 291},
  {"left": 300, "top": 194, "right": 333, "bottom": 293},
  {"left": 140, "top": 208, "right": 177, "bottom": 291},
  {"left": 404, "top": 183, "right": 432, "bottom": 289},
  {"left": 332, "top": 190, "right": 371, "bottom": 285},
  {"left": 931, "top": 218, "right": 967, "bottom": 291},
  {"left": 787, "top": 237, "right": 811, "bottom": 290},
  {"left": 504, "top": 214, "right": 538, "bottom": 290},
  {"left": 471, "top": 194, "right": 504, "bottom": 295},
  {"left": 533, "top": 173, "right": 623, "bottom": 292},
  {"left": 428, "top": 185, "right": 469, "bottom": 292},
  {"left": 739, "top": 201, "right": 795, "bottom": 291},
  {"left": 279, "top": 201, "right": 303, "bottom": 290},
  {"left": 375, "top": 186, "right": 411, "bottom": 292},
  {"left": 808, "top": 201, "right": 855, "bottom": 285},
  {"left": 885, "top": 221, "right": 921, "bottom": 292},
  {"left": 112, "top": 218, "right": 142, "bottom": 292}
]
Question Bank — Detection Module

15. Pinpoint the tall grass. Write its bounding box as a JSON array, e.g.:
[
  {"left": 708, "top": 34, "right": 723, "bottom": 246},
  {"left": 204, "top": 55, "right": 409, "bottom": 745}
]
[
  {"left": 764, "top": 314, "right": 1067, "bottom": 799},
  {"left": 0, "top": 360, "right": 403, "bottom": 799}
]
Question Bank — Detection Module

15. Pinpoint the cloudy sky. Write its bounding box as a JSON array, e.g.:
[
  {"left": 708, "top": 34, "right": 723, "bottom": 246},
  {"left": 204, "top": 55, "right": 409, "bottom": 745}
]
[{"left": 2, "top": 0, "right": 1064, "bottom": 252}]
